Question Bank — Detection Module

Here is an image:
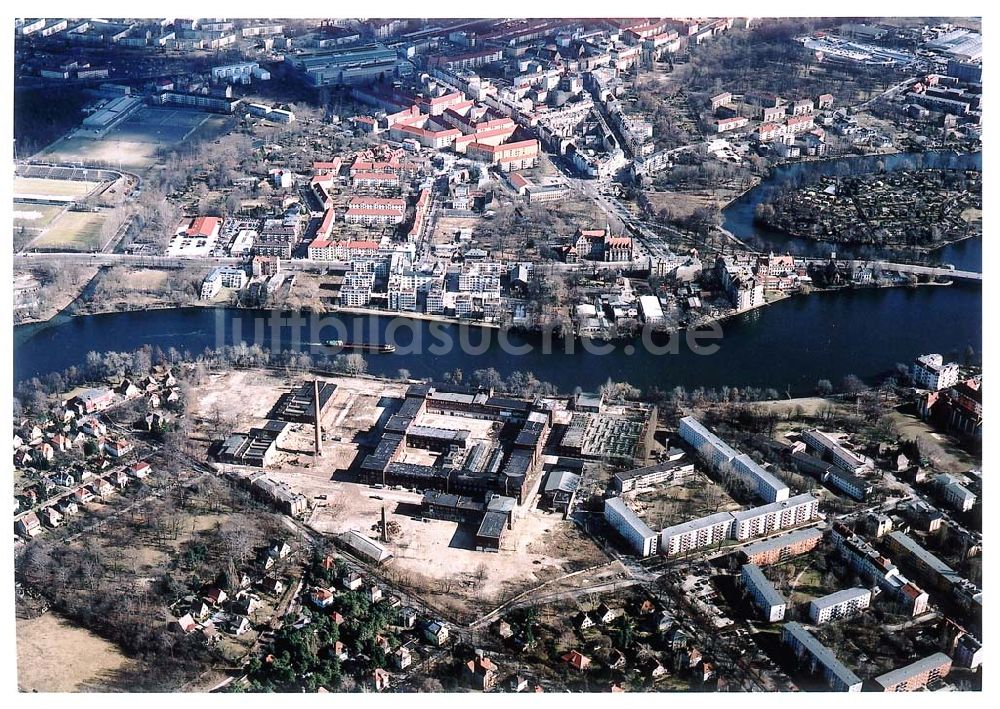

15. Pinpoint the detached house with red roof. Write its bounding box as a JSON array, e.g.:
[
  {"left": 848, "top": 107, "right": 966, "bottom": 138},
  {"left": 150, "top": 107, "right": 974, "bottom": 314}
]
[
  {"left": 16, "top": 511, "right": 42, "bottom": 538},
  {"left": 562, "top": 650, "right": 591, "bottom": 671},
  {"left": 464, "top": 654, "right": 499, "bottom": 691}
]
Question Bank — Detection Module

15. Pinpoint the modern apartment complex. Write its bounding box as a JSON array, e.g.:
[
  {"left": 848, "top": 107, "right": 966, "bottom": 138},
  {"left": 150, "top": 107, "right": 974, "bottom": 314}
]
[
  {"left": 730, "top": 494, "right": 820, "bottom": 541},
  {"left": 612, "top": 457, "right": 693, "bottom": 493},
  {"left": 659, "top": 511, "right": 735, "bottom": 557}
]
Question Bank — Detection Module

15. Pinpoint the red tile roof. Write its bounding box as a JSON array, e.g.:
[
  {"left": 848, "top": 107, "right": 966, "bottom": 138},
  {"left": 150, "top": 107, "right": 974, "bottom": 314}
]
[{"left": 186, "top": 216, "right": 221, "bottom": 237}]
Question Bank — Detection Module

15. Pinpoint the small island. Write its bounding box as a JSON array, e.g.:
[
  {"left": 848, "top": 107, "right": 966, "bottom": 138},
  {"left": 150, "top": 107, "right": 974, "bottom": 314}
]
[{"left": 755, "top": 169, "right": 982, "bottom": 249}]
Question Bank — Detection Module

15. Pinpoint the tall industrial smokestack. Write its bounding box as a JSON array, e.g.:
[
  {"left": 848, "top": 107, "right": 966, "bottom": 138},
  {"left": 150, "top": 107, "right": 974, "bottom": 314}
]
[
  {"left": 380, "top": 506, "right": 388, "bottom": 543},
  {"left": 313, "top": 379, "right": 323, "bottom": 457}
]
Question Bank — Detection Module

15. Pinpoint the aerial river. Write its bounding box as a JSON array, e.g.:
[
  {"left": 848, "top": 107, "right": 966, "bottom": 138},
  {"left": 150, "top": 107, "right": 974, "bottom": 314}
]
[{"left": 14, "top": 151, "right": 981, "bottom": 396}]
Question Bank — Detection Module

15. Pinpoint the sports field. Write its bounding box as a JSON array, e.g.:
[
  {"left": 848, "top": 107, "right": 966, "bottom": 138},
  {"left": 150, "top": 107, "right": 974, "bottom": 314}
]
[
  {"left": 39, "top": 107, "right": 215, "bottom": 170},
  {"left": 12, "top": 177, "right": 99, "bottom": 200},
  {"left": 12, "top": 202, "right": 65, "bottom": 229},
  {"left": 32, "top": 210, "right": 108, "bottom": 251}
]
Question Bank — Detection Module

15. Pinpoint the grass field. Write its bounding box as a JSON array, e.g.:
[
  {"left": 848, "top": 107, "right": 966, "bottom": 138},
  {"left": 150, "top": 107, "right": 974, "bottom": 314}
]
[
  {"left": 33, "top": 211, "right": 107, "bottom": 251},
  {"left": 12, "top": 202, "right": 65, "bottom": 229},
  {"left": 13, "top": 177, "right": 99, "bottom": 200},
  {"left": 17, "top": 612, "right": 132, "bottom": 692}
]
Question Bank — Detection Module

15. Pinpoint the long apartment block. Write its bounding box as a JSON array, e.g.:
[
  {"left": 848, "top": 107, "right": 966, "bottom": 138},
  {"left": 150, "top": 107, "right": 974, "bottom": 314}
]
[{"left": 679, "top": 416, "right": 789, "bottom": 503}]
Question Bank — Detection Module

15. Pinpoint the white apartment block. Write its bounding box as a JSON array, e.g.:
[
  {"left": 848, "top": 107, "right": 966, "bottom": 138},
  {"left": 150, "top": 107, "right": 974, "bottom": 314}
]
[
  {"left": 808, "top": 587, "right": 871, "bottom": 624},
  {"left": 730, "top": 494, "right": 819, "bottom": 541},
  {"left": 782, "top": 622, "right": 863, "bottom": 691},
  {"left": 660, "top": 511, "right": 734, "bottom": 557},
  {"left": 741, "top": 564, "right": 786, "bottom": 622},
  {"left": 912, "top": 353, "right": 961, "bottom": 391},
  {"left": 679, "top": 417, "right": 791, "bottom": 503},
  {"left": 679, "top": 416, "right": 740, "bottom": 470},
  {"left": 604, "top": 497, "right": 658, "bottom": 557},
  {"left": 729, "top": 454, "right": 791, "bottom": 504},
  {"left": 801, "top": 429, "right": 870, "bottom": 475}
]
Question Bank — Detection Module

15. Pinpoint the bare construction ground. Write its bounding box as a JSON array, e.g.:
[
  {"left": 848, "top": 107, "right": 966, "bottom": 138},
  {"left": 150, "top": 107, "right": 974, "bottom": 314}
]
[
  {"left": 304, "top": 481, "right": 608, "bottom": 623},
  {"left": 17, "top": 612, "right": 133, "bottom": 692},
  {"left": 190, "top": 369, "right": 609, "bottom": 623},
  {"left": 430, "top": 214, "right": 482, "bottom": 246}
]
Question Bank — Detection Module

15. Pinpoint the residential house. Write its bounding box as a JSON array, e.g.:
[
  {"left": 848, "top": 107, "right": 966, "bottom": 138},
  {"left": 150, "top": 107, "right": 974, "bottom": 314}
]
[
  {"left": 52, "top": 471, "right": 75, "bottom": 487},
  {"left": 342, "top": 571, "right": 363, "bottom": 590},
  {"left": 16, "top": 511, "right": 42, "bottom": 537},
  {"left": 393, "top": 646, "right": 412, "bottom": 670},
  {"left": 574, "top": 612, "right": 596, "bottom": 630},
  {"left": 509, "top": 675, "right": 528, "bottom": 692},
  {"left": 424, "top": 620, "right": 449, "bottom": 646},
  {"left": 90, "top": 477, "right": 114, "bottom": 497},
  {"left": 400, "top": 607, "right": 417, "bottom": 629},
  {"left": 57, "top": 498, "right": 79, "bottom": 516},
  {"left": 642, "top": 657, "right": 667, "bottom": 680},
  {"left": 80, "top": 418, "right": 107, "bottom": 437},
  {"left": 562, "top": 650, "right": 591, "bottom": 671},
  {"left": 130, "top": 461, "right": 151, "bottom": 479},
  {"left": 596, "top": 603, "right": 623, "bottom": 624},
  {"left": 176, "top": 613, "right": 198, "bottom": 633},
  {"left": 310, "top": 587, "right": 335, "bottom": 608},
  {"left": 73, "top": 486, "right": 95, "bottom": 503},
  {"left": 104, "top": 438, "right": 133, "bottom": 458},
  {"left": 464, "top": 654, "right": 499, "bottom": 691},
  {"left": 204, "top": 588, "right": 228, "bottom": 606},
  {"left": 373, "top": 668, "right": 391, "bottom": 692},
  {"left": 41, "top": 506, "right": 63, "bottom": 528},
  {"left": 231, "top": 616, "right": 252, "bottom": 636}
]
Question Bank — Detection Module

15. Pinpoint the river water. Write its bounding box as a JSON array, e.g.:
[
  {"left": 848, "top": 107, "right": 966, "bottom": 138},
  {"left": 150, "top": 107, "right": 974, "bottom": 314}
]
[{"left": 14, "top": 152, "right": 982, "bottom": 395}]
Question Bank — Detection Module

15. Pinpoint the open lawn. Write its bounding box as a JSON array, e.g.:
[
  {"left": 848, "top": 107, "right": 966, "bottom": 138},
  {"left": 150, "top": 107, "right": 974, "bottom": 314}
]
[
  {"left": 17, "top": 612, "right": 133, "bottom": 692},
  {"left": 13, "top": 177, "right": 99, "bottom": 200},
  {"left": 32, "top": 210, "right": 107, "bottom": 251}
]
